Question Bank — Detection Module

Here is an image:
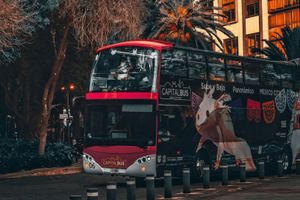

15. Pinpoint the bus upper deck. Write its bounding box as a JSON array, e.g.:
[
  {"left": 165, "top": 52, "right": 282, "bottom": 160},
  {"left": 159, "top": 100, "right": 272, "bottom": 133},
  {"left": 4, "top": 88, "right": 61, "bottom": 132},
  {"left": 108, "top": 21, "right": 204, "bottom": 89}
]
[{"left": 89, "top": 40, "right": 299, "bottom": 95}]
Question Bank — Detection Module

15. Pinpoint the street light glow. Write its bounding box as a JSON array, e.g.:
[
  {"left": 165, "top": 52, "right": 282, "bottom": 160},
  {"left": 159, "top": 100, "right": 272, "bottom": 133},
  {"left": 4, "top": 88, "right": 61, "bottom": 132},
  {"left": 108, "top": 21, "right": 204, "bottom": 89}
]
[{"left": 69, "top": 84, "right": 75, "bottom": 91}]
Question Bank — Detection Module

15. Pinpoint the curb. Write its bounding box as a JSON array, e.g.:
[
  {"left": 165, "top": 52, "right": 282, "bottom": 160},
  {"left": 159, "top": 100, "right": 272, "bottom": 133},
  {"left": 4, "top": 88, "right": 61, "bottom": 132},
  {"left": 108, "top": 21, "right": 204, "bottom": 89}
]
[{"left": 0, "top": 164, "right": 83, "bottom": 180}]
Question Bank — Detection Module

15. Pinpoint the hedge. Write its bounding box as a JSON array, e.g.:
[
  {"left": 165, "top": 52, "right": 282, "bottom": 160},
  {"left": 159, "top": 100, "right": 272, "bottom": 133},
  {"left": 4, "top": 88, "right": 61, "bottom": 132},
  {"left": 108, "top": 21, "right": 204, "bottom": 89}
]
[{"left": 0, "top": 140, "right": 79, "bottom": 174}]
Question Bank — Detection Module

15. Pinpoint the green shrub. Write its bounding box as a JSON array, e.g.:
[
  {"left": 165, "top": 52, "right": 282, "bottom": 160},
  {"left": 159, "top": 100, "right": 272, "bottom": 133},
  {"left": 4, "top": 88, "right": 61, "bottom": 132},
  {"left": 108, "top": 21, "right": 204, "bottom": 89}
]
[{"left": 0, "top": 140, "right": 78, "bottom": 174}]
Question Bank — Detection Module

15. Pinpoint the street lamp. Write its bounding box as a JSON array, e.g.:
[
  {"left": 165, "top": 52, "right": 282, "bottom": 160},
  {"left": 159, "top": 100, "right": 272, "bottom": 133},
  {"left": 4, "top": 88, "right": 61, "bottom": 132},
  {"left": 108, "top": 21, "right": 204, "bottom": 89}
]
[{"left": 61, "top": 83, "right": 75, "bottom": 144}]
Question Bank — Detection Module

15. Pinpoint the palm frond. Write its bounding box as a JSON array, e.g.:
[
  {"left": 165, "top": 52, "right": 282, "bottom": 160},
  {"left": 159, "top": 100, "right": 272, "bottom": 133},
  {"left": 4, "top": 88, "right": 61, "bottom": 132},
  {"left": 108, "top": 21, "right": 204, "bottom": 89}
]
[
  {"left": 253, "top": 26, "right": 300, "bottom": 61},
  {"left": 145, "top": 0, "right": 233, "bottom": 49}
]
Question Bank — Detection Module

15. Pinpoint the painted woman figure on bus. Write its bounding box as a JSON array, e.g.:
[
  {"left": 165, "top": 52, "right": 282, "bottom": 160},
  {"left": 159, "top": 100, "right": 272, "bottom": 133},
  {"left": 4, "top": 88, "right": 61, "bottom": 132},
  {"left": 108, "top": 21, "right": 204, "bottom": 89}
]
[
  {"left": 290, "top": 95, "right": 300, "bottom": 163},
  {"left": 195, "top": 87, "right": 256, "bottom": 171}
]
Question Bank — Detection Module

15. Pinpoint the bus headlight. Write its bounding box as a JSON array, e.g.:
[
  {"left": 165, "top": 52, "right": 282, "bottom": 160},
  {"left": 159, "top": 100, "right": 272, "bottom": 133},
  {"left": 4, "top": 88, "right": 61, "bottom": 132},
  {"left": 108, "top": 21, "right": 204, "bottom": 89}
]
[
  {"left": 141, "top": 165, "right": 146, "bottom": 172},
  {"left": 83, "top": 153, "right": 98, "bottom": 170}
]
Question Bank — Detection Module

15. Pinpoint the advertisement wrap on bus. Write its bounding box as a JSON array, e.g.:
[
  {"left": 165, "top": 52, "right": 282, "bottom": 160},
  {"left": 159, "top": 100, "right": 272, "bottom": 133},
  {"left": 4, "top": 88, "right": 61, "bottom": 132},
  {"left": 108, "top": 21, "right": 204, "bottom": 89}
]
[{"left": 82, "top": 40, "right": 300, "bottom": 178}]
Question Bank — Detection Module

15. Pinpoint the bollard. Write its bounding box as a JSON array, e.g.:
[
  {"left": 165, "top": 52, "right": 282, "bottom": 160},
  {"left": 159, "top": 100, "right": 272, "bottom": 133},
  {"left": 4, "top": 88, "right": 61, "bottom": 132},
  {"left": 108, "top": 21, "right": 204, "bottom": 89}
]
[
  {"left": 182, "top": 168, "right": 191, "bottom": 193},
  {"left": 202, "top": 166, "right": 210, "bottom": 189},
  {"left": 106, "top": 182, "right": 117, "bottom": 200},
  {"left": 126, "top": 178, "right": 136, "bottom": 200},
  {"left": 277, "top": 160, "right": 283, "bottom": 177},
  {"left": 69, "top": 195, "right": 82, "bottom": 200},
  {"left": 220, "top": 165, "right": 228, "bottom": 186},
  {"left": 86, "top": 188, "right": 98, "bottom": 200},
  {"left": 296, "top": 159, "right": 300, "bottom": 175},
  {"left": 164, "top": 170, "right": 172, "bottom": 198},
  {"left": 240, "top": 163, "right": 246, "bottom": 182},
  {"left": 145, "top": 175, "right": 155, "bottom": 200},
  {"left": 258, "top": 161, "right": 265, "bottom": 179}
]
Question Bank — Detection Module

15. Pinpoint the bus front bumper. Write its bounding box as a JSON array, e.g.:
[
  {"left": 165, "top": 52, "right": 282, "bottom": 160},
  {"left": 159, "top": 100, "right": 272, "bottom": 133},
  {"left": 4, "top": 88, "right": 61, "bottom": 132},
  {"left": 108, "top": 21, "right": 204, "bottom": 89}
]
[{"left": 83, "top": 153, "right": 157, "bottom": 177}]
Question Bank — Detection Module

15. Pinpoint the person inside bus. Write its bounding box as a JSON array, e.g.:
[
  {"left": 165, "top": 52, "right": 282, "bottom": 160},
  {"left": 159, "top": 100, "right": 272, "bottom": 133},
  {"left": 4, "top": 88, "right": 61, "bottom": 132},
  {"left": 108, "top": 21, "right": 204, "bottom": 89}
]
[
  {"left": 113, "top": 55, "right": 134, "bottom": 80},
  {"left": 122, "top": 55, "right": 152, "bottom": 88}
]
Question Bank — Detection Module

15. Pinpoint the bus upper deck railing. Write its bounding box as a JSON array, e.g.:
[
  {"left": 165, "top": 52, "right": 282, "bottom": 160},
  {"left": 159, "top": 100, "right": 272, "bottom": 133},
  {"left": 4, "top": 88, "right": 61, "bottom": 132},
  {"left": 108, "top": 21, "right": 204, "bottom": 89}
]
[{"left": 162, "top": 46, "right": 299, "bottom": 90}]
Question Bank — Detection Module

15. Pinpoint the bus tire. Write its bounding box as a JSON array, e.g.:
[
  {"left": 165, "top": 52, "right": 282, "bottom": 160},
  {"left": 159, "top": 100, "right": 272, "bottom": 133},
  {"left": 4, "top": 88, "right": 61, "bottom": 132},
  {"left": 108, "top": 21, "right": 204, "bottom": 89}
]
[{"left": 279, "top": 147, "right": 292, "bottom": 173}]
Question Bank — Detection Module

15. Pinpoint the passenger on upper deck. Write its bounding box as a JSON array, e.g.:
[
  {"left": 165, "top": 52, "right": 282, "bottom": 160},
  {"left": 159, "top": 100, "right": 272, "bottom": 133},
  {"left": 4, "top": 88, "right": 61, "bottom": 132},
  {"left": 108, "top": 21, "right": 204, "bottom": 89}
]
[{"left": 113, "top": 56, "right": 134, "bottom": 80}]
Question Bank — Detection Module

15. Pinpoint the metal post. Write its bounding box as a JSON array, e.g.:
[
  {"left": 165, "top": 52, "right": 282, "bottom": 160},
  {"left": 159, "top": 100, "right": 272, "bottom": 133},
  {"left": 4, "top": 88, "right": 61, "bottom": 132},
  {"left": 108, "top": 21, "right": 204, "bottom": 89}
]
[
  {"left": 296, "top": 159, "right": 300, "bottom": 175},
  {"left": 86, "top": 188, "right": 98, "bottom": 200},
  {"left": 164, "top": 170, "right": 172, "bottom": 198},
  {"left": 258, "top": 161, "right": 265, "bottom": 179},
  {"left": 127, "top": 178, "right": 136, "bottom": 200},
  {"left": 221, "top": 165, "right": 228, "bottom": 186},
  {"left": 106, "top": 183, "right": 117, "bottom": 200},
  {"left": 69, "top": 195, "right": 82, "bottom": 200},
  {"left": 277, "top": 160, "right": 283, "bottom": 177},
  {"left": 145, "top": 175, "right": 155, "bottom": 200},
  {"left": 182, "top": 168, "right": 191, "bottom": 193},
  {"left": 202, "top": 166, "right": 210, "bottom": 188},
  {"left": 66, "top": 89, "right": 71, "bottom": 144},
  {"left": 240, "top": 163, "right": 246, "bottom": 182}
]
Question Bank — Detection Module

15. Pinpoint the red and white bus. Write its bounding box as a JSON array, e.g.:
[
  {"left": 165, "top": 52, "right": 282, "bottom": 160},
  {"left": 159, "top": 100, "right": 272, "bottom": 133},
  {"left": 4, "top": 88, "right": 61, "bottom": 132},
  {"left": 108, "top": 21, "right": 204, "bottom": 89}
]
[{"left": 83, "top": 40, "right": 300, "bottom": 178}]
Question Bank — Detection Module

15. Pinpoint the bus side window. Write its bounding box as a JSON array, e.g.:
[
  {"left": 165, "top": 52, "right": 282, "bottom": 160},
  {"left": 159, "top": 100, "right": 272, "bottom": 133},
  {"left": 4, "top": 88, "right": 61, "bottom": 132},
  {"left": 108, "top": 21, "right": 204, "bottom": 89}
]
[
  {"left": 260, "top": 63, "right": 280, "bottom": 87},
  {"left": 172, "top": 50, "right": 188, "bottom": 77},
  {"left": 243, "top": 61, "right": 259, "bottom": 85},
  {"left": 158, "top": 107, "right": 184, "bottom": 137},
  {"left": 161, "top": 50, "right": 187, "bottom": 77},
  {"left": 207, "top": 57, "right": 225, "bottom": 82},
  {"left": 226, "top": 59, "right": 243, "bottom": 83},
  {"left": 187, "top": 51, "right": 207, "bottom": 80},
  {"left": 280, "top": 66, "right": 293, "bottom": 88}
]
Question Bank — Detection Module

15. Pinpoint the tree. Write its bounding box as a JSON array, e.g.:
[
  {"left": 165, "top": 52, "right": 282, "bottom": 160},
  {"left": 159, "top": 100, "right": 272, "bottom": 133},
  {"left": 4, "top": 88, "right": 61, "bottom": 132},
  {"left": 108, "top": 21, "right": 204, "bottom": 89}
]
[
  {"left": 145, "top": 0, "right": 233, "bottom": 49},
  {"left": 0, "top": 30, "right": 55, "bottom": 140},
  {"left": 37, "top": 0, "right": 147, "bottom": 155},
  {"left": 0, "top": 0, "right": 39, "bottom": 139},
  {"left": 0, "top": 0, "right": 36, "bottom": 64},
  {"left": 252, "top": 26, "right": 300, "bottom": 61}
]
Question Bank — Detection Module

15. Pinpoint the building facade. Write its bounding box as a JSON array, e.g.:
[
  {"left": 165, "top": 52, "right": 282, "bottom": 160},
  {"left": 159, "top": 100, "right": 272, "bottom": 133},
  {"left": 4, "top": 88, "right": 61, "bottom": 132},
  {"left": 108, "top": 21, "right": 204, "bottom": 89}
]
[{"left": 214, "top": 0, "right": 300, "bottom": 56}]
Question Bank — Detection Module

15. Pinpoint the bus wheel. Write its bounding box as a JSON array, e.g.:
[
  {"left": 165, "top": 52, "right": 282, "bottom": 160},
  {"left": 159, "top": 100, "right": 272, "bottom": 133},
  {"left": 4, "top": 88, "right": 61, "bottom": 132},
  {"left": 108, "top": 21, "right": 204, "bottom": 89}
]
[{"left": 279, "top": 149, "right": 292, "bottom": 173}]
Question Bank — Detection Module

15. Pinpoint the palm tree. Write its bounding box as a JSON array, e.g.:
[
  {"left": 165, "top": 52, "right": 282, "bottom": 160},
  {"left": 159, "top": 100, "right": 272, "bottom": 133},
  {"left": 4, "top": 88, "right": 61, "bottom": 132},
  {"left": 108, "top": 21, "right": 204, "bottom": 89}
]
[
  {"left": 145, "top": 0, "right": 233, "bottom": 50},
  {"left": 252, "top": 26, "right": 300, "bottom": 61}
]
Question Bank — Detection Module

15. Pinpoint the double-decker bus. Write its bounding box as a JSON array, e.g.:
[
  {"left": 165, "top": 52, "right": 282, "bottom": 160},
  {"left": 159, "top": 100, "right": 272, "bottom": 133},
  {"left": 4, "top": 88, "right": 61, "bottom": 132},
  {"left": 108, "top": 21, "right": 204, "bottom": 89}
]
[{"left": 83, "top": 40, "right": 300, "bottom": 178}]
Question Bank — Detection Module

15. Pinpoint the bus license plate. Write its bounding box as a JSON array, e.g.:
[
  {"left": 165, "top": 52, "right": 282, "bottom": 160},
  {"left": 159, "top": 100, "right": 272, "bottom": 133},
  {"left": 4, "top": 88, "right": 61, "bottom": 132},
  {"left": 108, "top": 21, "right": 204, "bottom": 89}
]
[{"left": 111, "top": 169, "right": 119, "bottom": 173}]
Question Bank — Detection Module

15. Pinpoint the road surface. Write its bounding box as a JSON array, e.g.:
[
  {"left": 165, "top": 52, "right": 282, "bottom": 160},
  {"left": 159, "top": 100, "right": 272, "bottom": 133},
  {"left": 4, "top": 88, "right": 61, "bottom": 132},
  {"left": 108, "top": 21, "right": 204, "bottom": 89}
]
[{"left": 0, "top": 173, "right": 300, "bottom": 199}]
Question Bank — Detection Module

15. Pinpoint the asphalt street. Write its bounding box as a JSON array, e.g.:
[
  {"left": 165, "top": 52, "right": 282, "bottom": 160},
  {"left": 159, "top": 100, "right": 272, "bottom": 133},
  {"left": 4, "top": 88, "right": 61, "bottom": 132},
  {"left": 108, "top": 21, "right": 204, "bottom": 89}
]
[{"left": 1, "top": 173, "right": 300, "bottom": 200}]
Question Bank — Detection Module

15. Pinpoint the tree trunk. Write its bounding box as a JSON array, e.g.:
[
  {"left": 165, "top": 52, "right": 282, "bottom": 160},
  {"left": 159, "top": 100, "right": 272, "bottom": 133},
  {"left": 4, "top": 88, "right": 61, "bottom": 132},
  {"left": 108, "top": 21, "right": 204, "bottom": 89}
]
[{"left": 38, "top": 24, "right": 70, "bottom": 155}]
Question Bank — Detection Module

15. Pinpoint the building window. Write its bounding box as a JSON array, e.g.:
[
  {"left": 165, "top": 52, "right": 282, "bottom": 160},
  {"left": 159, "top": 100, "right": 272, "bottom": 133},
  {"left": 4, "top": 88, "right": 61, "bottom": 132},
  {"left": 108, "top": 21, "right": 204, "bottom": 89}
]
[
  {"left": 246, "top": 33, "right": 261, "bottom": 56},
  {"left": 224, "top": 37, "right": 238, "bottom": 55},
  {"left": 222, "top": 0, "right": 236, "bottom": 22},
  {"left": 268, "top": 0, "right": 300, "bottom": 13},
  {"left": 246, "top": 0, "right": 259, "bottom": 18},
  {"left": 269, "top": 7, "right": 300, "bottom": 32}
]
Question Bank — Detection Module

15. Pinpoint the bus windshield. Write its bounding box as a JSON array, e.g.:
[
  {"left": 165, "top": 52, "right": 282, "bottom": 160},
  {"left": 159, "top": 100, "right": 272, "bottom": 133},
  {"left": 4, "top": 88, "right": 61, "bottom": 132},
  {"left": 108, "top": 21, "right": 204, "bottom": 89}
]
[
  {"left": 86, "top": 103, "right": 156, "bottom": 147},
  {"left": 90, "top": 47, "right": 159, "bottom": 92}
]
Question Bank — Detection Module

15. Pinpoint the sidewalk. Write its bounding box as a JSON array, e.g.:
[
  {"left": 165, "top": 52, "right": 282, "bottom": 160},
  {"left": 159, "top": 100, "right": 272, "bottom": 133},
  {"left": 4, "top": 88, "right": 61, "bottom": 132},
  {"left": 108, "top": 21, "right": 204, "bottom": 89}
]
[{"left": 0, "top": 162, "right": 83, "bottom": 180}]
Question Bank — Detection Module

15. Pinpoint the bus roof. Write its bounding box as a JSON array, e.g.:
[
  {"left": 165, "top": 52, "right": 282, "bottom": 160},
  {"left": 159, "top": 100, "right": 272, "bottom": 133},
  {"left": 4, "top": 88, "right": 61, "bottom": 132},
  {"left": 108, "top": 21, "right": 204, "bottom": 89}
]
[{"left": 96, "top": 40, "right": 174, "bottom": 53}]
